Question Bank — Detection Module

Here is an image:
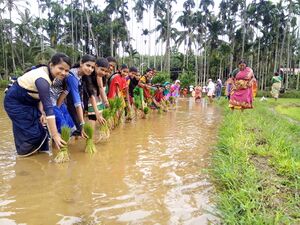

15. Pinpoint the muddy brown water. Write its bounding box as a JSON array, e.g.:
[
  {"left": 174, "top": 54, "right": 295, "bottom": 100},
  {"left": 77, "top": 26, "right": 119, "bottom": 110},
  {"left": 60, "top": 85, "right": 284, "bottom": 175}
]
[{"left": 0, "top": 93, "right": 221, "bottom": 225}]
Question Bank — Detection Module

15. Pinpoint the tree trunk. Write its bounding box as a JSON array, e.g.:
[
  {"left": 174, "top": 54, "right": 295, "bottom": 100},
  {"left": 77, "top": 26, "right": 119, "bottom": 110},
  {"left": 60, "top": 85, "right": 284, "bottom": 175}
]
[
  {"left": 148, "top": 6, "right": 151, "bottom": 68},
  {"left": 9, "top": 10, "right": 16, "bottom": 72},
  {"left": 229, "top": 31, "right": 235, "bottom": 72},
  {"left": 195, "top": 47, "right": 198, "bottom": 85},
  {"left": 241, "top": 7, "right": 246, "bottom": 59},
  {"left": 37, "top": 0, "right": 44, "bottom": 53},
  {"left": 83, "top": 1, "right": 98, "bottom": 56},
  {"left": 257, "top": 38, "right": 260, "bottom": 79},
  {"left": 164, "top": 0, "right": 171, "bottom": 74},
  {"left": 296, "top": 59, "right": 300, "bottom": 90},
  {"left": 121, "top": 0, "right": 132, "bottom": 64},
  {"left": 274, "top": 24, "right": 280, "bottom": 72},
  {"left": 219, "top": 59, "right": 222, "bottom": 79},
  {"left": 110, "top": 16, "right": 114, "bottom": 57},
  {"left": 285, "top": 25, "right": 291, "bottom": 90},
  {"left": 160, "top": 40, "right": 163, "bottom": 71},
  {"left": 0, "top": 13, "right": 5, "bottom": 73},
  {"left": 71, "top": 0, "right": 75, "bottom": 61}
]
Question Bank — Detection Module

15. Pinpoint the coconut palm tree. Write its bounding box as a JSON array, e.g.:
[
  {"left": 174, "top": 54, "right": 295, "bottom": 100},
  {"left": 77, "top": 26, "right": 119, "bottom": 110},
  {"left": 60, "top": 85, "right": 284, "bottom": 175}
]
[{"left": 2, "top": 0, "right": 26, "bottom": 72}]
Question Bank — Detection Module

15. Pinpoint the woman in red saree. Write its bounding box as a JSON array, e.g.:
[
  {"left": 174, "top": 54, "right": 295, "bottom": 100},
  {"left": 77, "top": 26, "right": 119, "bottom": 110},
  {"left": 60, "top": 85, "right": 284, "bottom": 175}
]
[{"left": 229, "top": 60, "right": 255, "bottom": 110}]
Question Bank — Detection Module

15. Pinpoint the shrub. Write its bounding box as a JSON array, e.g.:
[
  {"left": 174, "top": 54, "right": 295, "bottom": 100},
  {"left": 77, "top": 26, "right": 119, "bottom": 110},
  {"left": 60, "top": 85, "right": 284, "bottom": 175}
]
[
  {"left": 151, "top": 72, "right": 171, "bottom": 84},
  {"left": 0, "top": 80, "right": 9, "bottom": 88}
]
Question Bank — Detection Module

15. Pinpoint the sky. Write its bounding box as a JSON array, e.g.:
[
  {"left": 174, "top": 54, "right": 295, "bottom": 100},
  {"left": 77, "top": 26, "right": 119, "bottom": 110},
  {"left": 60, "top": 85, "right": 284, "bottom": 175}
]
[{"left": 4, "top": 0, "right": 297, "bottom": 57}]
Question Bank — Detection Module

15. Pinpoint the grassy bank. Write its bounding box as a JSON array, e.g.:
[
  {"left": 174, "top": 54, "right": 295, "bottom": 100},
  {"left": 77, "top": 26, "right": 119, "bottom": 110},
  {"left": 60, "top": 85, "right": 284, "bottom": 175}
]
[
  {"left": 212, "top": 98, "right": 300, "bottom": 224},
  {"left": 0, "top": 80, "right": 9, "bottom": 88}
]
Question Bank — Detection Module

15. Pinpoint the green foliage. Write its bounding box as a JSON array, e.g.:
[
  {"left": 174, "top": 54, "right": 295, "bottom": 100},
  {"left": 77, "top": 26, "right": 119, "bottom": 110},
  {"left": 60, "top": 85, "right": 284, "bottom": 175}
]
[
  {"left": 212, "top": 98, "right": 300, "bottom": 223},
  {"left": 115, "top": 97, "right": 123, "bottom": 110},
  {"left": 84, "top": 123, "right": 96, "bottom": 154},
  {"left": 143, "top": 106, "right": 149, "bottom": 114},
  {"left": 275, "top": 104, "right": 300, "bottom": 121},
  {"left": 102, "top": 109, "right": 110, "bottom": 120},
  {"left": 54, "top": 126, "right": 71, "bottom": 163},
  {"left": 0, "top": 80, "right": 9, "bottom": 88},
  {"left": 151, "top": 72, "right": 171, "bottom": 84},
  {"left": 179, "top": 72, "right": 195, "bottom": 88},
  {"left": 84, "top": 123, "right": 94, "bottom": 139},
  {"left": 257, "top": 90, "right": 300, "bottom": 98},
  {"left": 61, "top": 126, "right": 71, "bottom": 142}
]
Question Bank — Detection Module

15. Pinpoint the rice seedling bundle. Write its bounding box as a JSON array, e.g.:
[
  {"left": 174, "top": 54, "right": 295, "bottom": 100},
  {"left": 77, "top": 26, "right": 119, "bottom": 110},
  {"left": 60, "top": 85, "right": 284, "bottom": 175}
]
[
  {"left": 84, "top": 123, "right": 96, "bottom": 154},
  {"left": 143, "top": 106, "right": 149, "bottom": 114},
  {"left": 54, "top": 126, "right": 71, "bottom": 163},
  {"left": 100, "top": 109, "right": 110, "bottom": 138}
]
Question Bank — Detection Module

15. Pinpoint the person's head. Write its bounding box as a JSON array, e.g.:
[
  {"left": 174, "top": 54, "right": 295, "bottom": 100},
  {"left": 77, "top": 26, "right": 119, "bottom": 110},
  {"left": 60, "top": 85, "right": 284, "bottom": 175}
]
[
  {"left": 208, "top": 78, "right": 212, "bottom": 83},
  {"left": 175, "top": 80, "right": 181, "bottom": 85},
  {"left": 145, "top": 68, "right": 152, "bottom": 78},
  {"left": 49, "top": 53, "right": 72, "bottom": 80},
  {"left": 120, "top": 64, "right": 129, "bottom": 77},
  {"left": 78, "top": 54, "right": 96, "bottom": 76},
  {"left": 158, "top": 85, "right": 164, "bottom": 92},
  {"left": 274, "top": 72, "right": 279, "bottom": 76},
  {"left": 152, "top": 68, "right": 157, "bottom": 76},
  {"left": 95, "top": 58, "right": 110, "bottom": 77},
  {"left": 238, "top": 59, "right": 247, "bottom": 71},
  {"left": 106, "top": 56, "right": 117, "bottom": 74},
  {"left": 163, "top": 81, "right": 171, "bottom": 90},
  {"left": 129, "top": 66, "right": 138, "bottom": 78}
]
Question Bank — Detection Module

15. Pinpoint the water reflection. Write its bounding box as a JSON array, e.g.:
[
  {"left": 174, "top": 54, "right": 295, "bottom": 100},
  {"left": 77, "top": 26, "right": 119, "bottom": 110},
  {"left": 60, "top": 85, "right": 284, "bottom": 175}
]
[{"left": 0, "top": 95, "right": 221, "bottom": 224}]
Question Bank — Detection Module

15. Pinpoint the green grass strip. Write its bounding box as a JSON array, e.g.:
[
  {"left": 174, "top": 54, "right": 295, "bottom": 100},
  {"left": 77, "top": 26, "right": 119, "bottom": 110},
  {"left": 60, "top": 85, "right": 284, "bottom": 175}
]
[{"left": 211, "top": 98, "right": 300, "bottom": 224}]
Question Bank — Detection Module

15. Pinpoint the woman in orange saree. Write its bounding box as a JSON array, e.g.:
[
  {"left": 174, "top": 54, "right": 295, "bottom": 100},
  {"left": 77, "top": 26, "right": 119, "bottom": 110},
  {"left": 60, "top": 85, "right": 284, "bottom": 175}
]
[{"left": 229, "top": 60, "right": 255, "bottom": 110}]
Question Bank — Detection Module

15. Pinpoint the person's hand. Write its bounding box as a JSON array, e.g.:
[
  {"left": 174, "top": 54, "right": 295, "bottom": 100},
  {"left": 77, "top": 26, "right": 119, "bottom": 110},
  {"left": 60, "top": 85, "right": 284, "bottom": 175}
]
[
  {"left": 97, "top": 115, "right": 106, "bottom": 125},
  {"left": 81, "top": 129, "right": 88, "bottom": 139},
  {"left": 52, "top": 134, "right": 66, "bottom": 150},
  {"left": 40, "top": 114, "right": 47, "bottom": 125},
  {"left": 104, "top": 101, "right": 110, "bottom": 107}
]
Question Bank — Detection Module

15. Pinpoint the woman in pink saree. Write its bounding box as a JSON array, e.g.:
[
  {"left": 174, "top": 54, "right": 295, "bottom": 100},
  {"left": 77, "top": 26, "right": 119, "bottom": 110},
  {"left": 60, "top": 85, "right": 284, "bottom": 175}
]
[{"left": 229, "top": 60, "right": 255, "bottom": 110}]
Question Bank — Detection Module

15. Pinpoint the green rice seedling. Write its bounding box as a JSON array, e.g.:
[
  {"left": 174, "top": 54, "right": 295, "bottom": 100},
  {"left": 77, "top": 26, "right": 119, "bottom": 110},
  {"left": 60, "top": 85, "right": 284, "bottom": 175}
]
[
  {"left": 115, "top": 97, "right": 123, "bottom": 111},
  {"left": 157, "top": 107, "right": 162, "bottom": 114},
  {"left": 100, "top": 109, "right": 110, "bottom": 139},
  {"left": 108, "top": 99, "right": 117, "bottom": 115},
  {"left": 169, "top": 96, "right": 175, "bottom": 104},
  {"left": 114, "top": 97, "right": 124, "bottom": 126},
  {"left": 84, "top": 123, "right": 96, "bottom": 154},
  {"left": 54, "top": 126, "right": 71, "bottom": 163},
  {"left": 143, "top": 106, "right": 149, "bottom": 114}
]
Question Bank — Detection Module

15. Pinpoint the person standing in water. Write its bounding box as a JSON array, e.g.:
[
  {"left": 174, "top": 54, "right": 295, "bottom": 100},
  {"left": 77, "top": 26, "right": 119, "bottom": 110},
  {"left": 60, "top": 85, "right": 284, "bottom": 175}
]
[
  {"left": 170, "top": 80, "right": 181, "bottom": 97},
  {"left": 4, "top": 53, "right": 71, "bottom": 157},
  {"left": 215, "top": 79, "right": 222, "bottom": 99},
  {"left": 207, "top": 79, "right": 215, "bottom": 103},
  {"left": 82, "top": 58, "right": 109, "bottom": 130},
  {"left": 66, "top": 54, "right": 96, "bottom": 136}
]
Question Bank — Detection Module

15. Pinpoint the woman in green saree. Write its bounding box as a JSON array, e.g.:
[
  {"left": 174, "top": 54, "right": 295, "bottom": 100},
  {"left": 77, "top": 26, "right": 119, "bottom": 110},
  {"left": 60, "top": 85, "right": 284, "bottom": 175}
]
[{"left": 270, "top": 72, "right": 282, "bottom": 101}]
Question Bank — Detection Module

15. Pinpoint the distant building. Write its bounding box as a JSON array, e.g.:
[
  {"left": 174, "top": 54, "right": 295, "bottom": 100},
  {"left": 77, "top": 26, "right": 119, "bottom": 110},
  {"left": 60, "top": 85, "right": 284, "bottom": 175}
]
[{"left": 279, "top": 68, "right": 300, "bottom": 75}]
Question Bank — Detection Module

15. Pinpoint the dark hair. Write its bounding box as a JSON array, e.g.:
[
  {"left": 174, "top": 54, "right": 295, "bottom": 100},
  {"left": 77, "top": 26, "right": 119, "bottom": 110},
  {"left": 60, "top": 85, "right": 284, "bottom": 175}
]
[
  {"left": 72, "top": 54, "right": 96, "bottom": 68},
  {"left": 120, "top": 64, "right": 128, "bottom": 70},
  {"left": 274, "top": 72, "right": 279, "bottom": 76},
  {"left": 129, "top": 66, "right": 138, "bottom": 73},
  {"left": 24, "top": 64, "right": 47, "bottom": 73},
  {"left": 96, "top": 58, "right": 109, "bottom": 68},
  {"left": 145, "top": 68, "right": 152, "bottom": 74},
  {"left": 238, "top": 59, "right": 247, "bottom": 65},
  {"left": 106, "top": 56, "right": 117, "bottom": 63},
  {"left": 50, "top": 53, "right": 72, "bottom": 67}
]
